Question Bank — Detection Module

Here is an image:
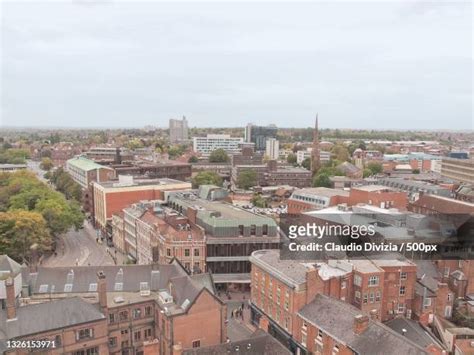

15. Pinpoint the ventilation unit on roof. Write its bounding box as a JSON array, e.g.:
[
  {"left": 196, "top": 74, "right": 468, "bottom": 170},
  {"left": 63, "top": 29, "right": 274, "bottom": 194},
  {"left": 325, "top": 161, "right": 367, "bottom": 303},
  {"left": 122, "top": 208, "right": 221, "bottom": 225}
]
[
  {"left": 140, "top": 282, "right": 150, "bottom": 296},
  {"left": 158, "top": 291, "right": 173, "bottom": 304},
  {"left": 113, "top": 296, "right": 125, "bottom": 304}
]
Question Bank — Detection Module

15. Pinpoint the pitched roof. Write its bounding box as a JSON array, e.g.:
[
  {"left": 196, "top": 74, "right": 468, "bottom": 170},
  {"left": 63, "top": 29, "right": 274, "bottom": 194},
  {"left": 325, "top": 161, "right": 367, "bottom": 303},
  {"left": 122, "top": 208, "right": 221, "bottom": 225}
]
[
  {"left": 0, "top": 297, "right": 104, "bottom": 339},
  {"left": 183, "top": 329, "right": 291, "bottom": 355},
  {"left": 385, "top": 318, "right": 444, "bottom": 350},
  {"left": 0, "top": 255, "right": 22, "bottom": 279},
  {"left": 298, "top": 294, "right": 427, "bottom": 355}
]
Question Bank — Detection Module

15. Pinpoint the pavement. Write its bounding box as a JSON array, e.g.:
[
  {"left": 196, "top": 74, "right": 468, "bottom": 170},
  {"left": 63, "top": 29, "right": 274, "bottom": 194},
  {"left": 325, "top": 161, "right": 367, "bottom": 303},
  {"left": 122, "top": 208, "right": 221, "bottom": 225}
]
[{"left": 221, "top": 291, "right": 256, "bottom": 342}]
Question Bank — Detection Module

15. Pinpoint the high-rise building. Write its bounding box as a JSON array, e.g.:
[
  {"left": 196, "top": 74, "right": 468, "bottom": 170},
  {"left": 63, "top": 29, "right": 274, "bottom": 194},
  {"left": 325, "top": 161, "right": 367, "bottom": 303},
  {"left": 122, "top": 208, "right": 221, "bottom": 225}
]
[
  {"left": 265, "top": 138, "right": 279, "bottom": 160},
  {"left": 169, "top": 116, "right": 189, "bottom": 143},
  {"left": 245, "top": 123, "right": 277, "bottom": 151}
]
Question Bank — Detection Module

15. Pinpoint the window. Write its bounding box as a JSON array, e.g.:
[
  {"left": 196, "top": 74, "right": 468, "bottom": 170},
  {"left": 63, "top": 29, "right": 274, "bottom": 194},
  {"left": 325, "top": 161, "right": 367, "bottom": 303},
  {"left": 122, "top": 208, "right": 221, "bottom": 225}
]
[
  {"left": 341, "top": 280, "right": 346, "bottom": 289},
  {"left": 443, "top": 267, "right": 450, "bottom": 277},
  {"left": 397, "top": 303, "right": 405, "bottom": 314},
  {"left": 375, "top": 291, "right": 381, "bottom": 302},
  {"left": 301, "top": 332, "right": 307, "bottom": 346},
  {"left": 194, "top": 248, "right": 199, "bottom": 257},
  {"left": 119, "top": 310, "right": 128, "bottom": 321},
  {"left": 109, "top": 313, "right": 116, "bottom": 324},
  {"left": 276, "top": 308, "right": 281, "bottom": 322},
  {"left": 145, "top": 306, "right": 152, "bottom": 316},
  {"left": 276, "top": 286, "right": 281, "bottom": 304},
  {"left": 399, "top": 286, "right": 406, "bottom": 296},
  {"left": 166, "top": 248, "right": 171, "bottom": 257},
  {"left": 355, "top": 291, "right": 361, "bottom": 302},
  {"left": 423, "top": 298, "right": 432, "bottom": 307},
  {"left": 184, "top": 249, "right": 190, "bottom": 257},
  {"left": 363, "top": 294, "right": 368, "bottom": 304},
  {"left": 354, "top": 275, "right": 362, "bottom": 287},
  {"left": 369, "top": 292, "right": 375, "bottom": 303},
  {"left": 144, "top": 328, "right": 152, "bottom": 339},
  {"left": 88, "top": 283, "right": 97, "bottom": 292},
  {"left": 76, "top": 328, "right": 94, "bottom": 340},
  {"left": 55, "top": 335, "right": 62, "bottom": 346},
  {"left": 448, "top": 293, "right": 452, "bottom": 301},
  {"left": 400, "top": 272, "right": 407, "bottom": 280},
  {"left": 332, "top": 344, "right": 340, "bottom": 354},
  {"left": 368, "top": 276, "right": 379, "bottom": 286},
  {"left": 121, "top": 329, "right": 128, "bottom": 335},
  {"left": 114, "top": 282, "right": 123, "bottom": 291},
  {"left": 134, "top": 331, "right": 141, "bottom": 342},
  {"left": 302, "top": 321, "right": 307, "bottom": 331},
  {"left": 317, "top": 329, "right": 323, "bottom": 341},
  {"left": 121, "top": 340, "right": 129, "bottom": 349},
  {"left": 109, "top": 337, "right": 117, "bottom": 347},
  {"left": 284, "top": 317, "right": 289, "bottom": 330},
  {"left": 73, "top": 348, "right": 99, "bottom": 355},
  {"left": 269, "top": 279, "right": 273, "bottom": 298},
  {"left": 192, "top": 340, "right": 201, "bottom": 348},
  {"left": 133, "top": 308, "right": 142, "bottom": 319}
]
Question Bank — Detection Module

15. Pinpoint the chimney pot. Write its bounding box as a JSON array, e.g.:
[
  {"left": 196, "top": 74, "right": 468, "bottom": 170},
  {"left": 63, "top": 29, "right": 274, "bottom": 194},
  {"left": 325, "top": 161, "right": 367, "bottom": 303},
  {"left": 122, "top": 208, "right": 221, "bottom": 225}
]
[{"left": 5, "top": 277, "right": 17, "bottom": 320}]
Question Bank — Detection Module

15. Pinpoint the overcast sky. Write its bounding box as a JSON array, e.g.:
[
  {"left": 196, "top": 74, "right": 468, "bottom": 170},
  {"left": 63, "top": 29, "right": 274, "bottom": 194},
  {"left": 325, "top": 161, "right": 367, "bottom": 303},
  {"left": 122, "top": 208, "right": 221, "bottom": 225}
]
[{"left": 1, "top": 0, "right": 472, "bottom": 129}]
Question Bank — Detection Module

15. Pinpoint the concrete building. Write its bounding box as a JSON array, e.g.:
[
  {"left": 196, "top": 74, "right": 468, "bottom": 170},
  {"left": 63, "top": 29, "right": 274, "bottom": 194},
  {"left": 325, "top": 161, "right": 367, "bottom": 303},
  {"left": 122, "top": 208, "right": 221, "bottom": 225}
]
[
  {"left": 296, "top": 149, "right": 330, "bottom": 165},
  {"left": 93, "top": 176, "right": 191, "bottom": 236},
  {"left": 192, "top": 134, "right": 243, "bottom": 157},
  {"left": 0, "top": 164, "right": 27, "bottom": 173},
  {"left": 441, "top": 157, "right": 474, "bottom": 184},
  {"left": 168, "top": 186, "right": 279, "bottom": 287},
  {"left": 66, "top": 156, "right": 114, "bottom": 216},
  {"left": 245, "top": 124, "right": 278, "bottom": 151},
  {"left": 85, "top": 147, "right": 134, "bottom": 165},
  {"left": 265, "top": 138, "right": 279, "bottom": 160},
  {"left": 0, "top": 260, "right": 227, "bottom": 355},
  {"left": 169, "top": 117, "right": 189, "bottom": 143},
  {"left": 111, "top": 161, "right": 192, "bottom": 181}
]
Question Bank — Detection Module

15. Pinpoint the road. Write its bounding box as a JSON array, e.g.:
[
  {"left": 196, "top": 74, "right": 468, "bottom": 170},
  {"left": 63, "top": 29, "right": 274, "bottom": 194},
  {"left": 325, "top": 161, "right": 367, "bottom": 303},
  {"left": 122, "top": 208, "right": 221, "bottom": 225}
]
[
  {"left": 42, "top": 222, "right": 117, "bottom": 267},
  {"left": 27, "top": 160, "right": 49, "bottom": 183}
]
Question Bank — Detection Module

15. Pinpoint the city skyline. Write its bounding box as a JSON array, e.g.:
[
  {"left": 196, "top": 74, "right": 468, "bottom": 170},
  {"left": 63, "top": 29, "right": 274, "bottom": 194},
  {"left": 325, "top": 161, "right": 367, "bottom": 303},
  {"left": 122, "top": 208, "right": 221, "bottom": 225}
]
[{"left": 1, "top": 1, "right": 472, "bottom": 130}]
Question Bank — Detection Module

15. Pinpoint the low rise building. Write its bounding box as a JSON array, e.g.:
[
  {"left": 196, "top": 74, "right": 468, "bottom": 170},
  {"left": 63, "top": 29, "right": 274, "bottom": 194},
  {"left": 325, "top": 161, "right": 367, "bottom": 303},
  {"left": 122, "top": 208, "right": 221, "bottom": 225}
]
[
  {"left": 93, "top": 176, "right": 191, "bottom": 237},
  {"left": 168, "top": 186, "right": 279, "bottom": 288},
  {"left": 193, "top": 134, "right": 243, "bottom": 157},
  {"left": 441, "top": 157, "right": 474, "bottom": 184},
  {"left": 287, "top": 187, "right": 349, "bottom": 214}
]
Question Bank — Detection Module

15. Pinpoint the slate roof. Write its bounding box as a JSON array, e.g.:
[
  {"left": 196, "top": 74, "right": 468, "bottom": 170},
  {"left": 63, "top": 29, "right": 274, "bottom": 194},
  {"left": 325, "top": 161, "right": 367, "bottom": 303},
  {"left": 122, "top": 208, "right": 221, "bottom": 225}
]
[
  {"left": 298, "top": 294, "right": 427, "bottom": 355},
  {"left": 385, "top": 318, "right": 444, "bottom": 350},
  {"left": 183, "top": 329, "right": 291, "bottom": 355},
  {"left": 0, "top": 255, "right": 22, "bottom": 279},
  {"left": 30, "top": 261, "right": 188, "bottom": 294},
  {"left": 0, "top": 297, "right": 104, "bottom": 339}
]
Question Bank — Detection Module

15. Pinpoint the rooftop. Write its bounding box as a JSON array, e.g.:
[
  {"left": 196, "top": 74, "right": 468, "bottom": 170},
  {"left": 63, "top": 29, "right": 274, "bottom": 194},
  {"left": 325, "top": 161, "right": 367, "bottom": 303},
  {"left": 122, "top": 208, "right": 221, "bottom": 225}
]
[
  {"left": 66, "top": 156, "right": 110, "bottom": 171},
  {"left": 298, "top": 294, "right": 426, "bottom": 355},
  {"left": 291, "top": 187, "right": 350, "bottom": 198}
]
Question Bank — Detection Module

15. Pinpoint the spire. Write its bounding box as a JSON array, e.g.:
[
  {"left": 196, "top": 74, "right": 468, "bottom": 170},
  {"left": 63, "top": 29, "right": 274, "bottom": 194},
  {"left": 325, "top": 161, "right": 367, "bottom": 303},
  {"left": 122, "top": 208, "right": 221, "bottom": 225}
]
[{"left": 311, "top": 114, "right": 321, "bottom": 174}]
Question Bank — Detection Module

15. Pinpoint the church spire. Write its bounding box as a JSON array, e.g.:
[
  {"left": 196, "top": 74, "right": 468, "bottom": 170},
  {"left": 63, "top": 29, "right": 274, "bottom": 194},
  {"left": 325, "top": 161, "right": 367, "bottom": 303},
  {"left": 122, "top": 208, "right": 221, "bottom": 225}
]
[{"left": 311, "top": 114, "right": 321, "bottom": 174}]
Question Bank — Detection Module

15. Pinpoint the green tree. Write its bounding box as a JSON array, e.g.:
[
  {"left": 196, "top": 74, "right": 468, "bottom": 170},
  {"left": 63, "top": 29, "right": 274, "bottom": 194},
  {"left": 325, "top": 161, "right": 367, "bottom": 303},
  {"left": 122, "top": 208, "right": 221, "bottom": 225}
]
[
  {"left": 168, "top": 146, "right": 185, "bottom": 160},
  {"left": 313, "top": 173, "right": 332, "bottom": 188},
  {"left": 188, "top": 155, "right": 199, "bottom": 163},
  {"left": 412, "top": 168, "right": 420, "bottom": 174},
  {"left": 0, "top": 210, "right": 51, "bottom": 262},
  {"left": 331, "top": 144, "right": 350, "bottom": 162},
  {"left": 287, "top": 153, "right": 297, "bottom": 164},
  {"left": 237, "top": 169, "right": 257, "bottom": 189},
  {"left": 40, "top": 157, "right": 54, "bottom": 171},
  {"left": 366, "top": 161, "right": 383, "bottom": 175},
  {"left": 251, "top": 194, "right": 268, "bottom": 208},
  {"left": 363, "top": 169, "right": 373, "bottom": 178},
  {"left": 192, "top": 171, "right": 223, "bottom": 188},
  {"left": 209, "top": 148, "right": 229, "bottom": 163},
  {"left": 301, "top": 157, "right": 311, "bottom": 170}
]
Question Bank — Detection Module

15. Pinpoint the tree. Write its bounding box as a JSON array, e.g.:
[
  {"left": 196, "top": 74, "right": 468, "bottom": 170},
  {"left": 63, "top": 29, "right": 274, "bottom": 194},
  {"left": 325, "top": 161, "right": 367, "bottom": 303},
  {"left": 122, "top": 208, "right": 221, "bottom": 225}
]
[
  {"left": 237, "top": 169, "right": 257, "bottom": 190},
  {"left": 412, "top": 168, "right": 420, "bottom": 174},
  {"left": 251, "top": 194, "right": 268, "bottom": 208},
  {"left": 313, "top": 173, "right": 332, "bottom": 188},
  {"left": 331, "top": 144, "right": 350, "bottom": 162},
  {"left": 301, "top": 157, "right": 311, "bottom": 170},
  {"left": 192, "top": 171, "right": 223, "bottom": 188},
  {"left": 0, "top": 210, "right": 51, "bottom": 262},
  {"left": 168, "top": 146, "right": 185, "bottom": 160},
  {"left": 188, "top": 155, "right": 199, "bottom": 163},
  {"left": 363, "top": 169, "right": 373, "bottom": 178},
  {"left": 209, "top": 148, "right": 229, "bottom": 163},
  {"left": 287, "top": 153, "right": 297, "bottom": 164},
  {"left": 366, "top": 161, "right": 383, "bottom": 175},
  {"left": 40, "top": 157, "right": 53, "bottom": 171}
]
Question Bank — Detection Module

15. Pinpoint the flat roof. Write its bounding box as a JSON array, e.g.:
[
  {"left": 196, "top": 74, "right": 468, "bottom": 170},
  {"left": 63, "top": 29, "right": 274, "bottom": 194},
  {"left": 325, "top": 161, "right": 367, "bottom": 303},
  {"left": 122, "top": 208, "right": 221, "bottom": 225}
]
[
  {"left": 96, "top": 177, "right": 188, "bottom": 188},
  {"left": 67, "top": 156, "right": 110, "bottom": 171}
]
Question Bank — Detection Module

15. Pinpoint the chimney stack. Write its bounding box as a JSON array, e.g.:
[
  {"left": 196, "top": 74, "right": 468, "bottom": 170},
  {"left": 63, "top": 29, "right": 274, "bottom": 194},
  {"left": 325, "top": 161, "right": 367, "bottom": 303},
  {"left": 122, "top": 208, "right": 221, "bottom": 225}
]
[
  {"left": 353, "top": 314, "right": 369, "bottom": 335},
  {"left": 97, "top": 271, "right": 107, "bottom": 312},
  {"left": 5, "top": 277, "right": 17, "bottom": 320},
  {"left": 369, "top": 309, "right": 378, "bottom": 320}
]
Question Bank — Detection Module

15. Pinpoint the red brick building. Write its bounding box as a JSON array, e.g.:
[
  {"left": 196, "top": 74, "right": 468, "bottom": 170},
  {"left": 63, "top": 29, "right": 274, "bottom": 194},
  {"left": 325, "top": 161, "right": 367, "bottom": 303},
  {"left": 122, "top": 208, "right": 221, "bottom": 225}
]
[{"left": 348, "top": 185, "right": 408, "bottom": 210}]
